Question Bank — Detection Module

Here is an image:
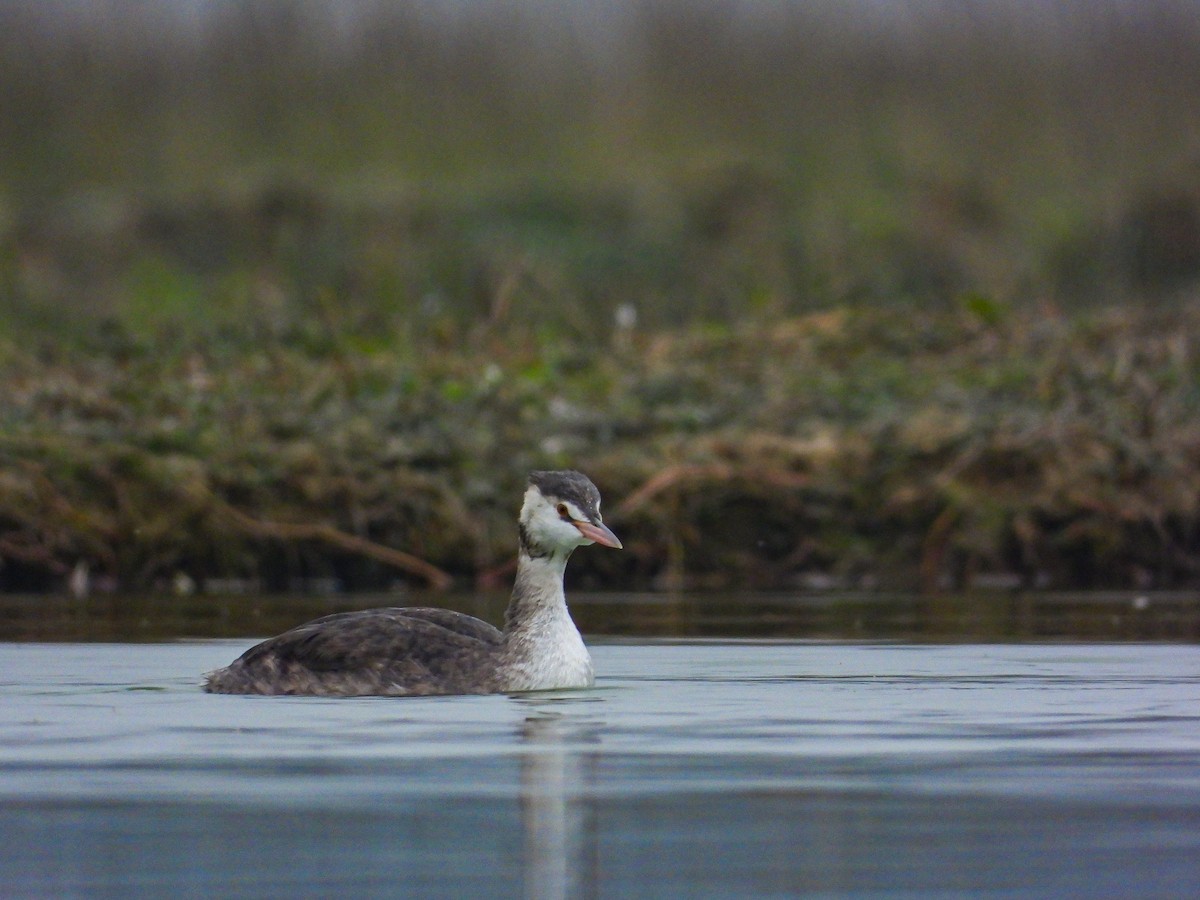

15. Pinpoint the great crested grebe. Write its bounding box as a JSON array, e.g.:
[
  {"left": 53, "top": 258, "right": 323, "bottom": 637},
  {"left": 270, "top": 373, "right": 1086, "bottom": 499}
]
[{"left": 203, "top": 470, "right": 621, "bottom": 696}]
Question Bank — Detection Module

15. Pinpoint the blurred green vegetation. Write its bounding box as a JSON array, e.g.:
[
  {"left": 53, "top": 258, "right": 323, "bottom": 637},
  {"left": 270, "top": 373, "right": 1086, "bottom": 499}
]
[
  {"left": 1, "top": 1, "right": 1200, "bottom": 594},
  {"left": 3, "top": 303, "right": 1197, "bottom": 593}
]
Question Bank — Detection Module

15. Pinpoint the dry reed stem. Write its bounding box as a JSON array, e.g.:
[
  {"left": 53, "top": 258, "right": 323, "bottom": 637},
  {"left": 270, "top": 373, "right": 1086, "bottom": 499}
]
[
  {"left": 211, "top": 500, "right": 454, "bottom": 590},
  {"left": 611, "top": 462, "right": 810, "bottom": 520}
]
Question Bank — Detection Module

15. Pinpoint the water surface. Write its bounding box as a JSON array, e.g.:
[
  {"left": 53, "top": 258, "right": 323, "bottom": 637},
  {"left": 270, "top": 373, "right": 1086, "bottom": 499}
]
[
  {"left": 3, "top": 638, "right": 1199, "bottom": 897},
  {"left": 4, "top": 589, "right": 1198, "bottom": 642}
]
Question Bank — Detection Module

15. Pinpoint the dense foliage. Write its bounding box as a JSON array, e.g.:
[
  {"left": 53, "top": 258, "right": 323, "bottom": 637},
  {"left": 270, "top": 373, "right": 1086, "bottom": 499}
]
[
  {"left": 3, "top": 301, "right": 1198, "bottom": 592},
  {"left": 2, "top": 2, "right": 1199, "bottom": 592}
]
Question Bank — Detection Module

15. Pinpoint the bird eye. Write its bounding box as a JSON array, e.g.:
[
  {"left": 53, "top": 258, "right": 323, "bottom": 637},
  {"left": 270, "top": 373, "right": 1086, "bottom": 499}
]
[{"left": 556, "top": 503, "right": 571, "bottom": 519}]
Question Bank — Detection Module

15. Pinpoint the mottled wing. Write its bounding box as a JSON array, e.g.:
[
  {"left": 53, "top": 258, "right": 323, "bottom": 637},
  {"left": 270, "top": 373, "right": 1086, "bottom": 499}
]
[
  {"left": 222, "top": 607, "right": 503, "bottom": 695},
  {"left": 388, "top": 607, "right": 505, "bottom": 646}
]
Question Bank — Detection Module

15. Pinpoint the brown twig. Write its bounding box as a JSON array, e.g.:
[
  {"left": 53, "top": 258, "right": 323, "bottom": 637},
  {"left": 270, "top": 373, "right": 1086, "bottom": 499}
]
[
  {"left": 211, "top": 501, "right": 454, "bottom": 590},
  {"left": 612, "top": 462, "right": 809, "bottom": 520},
  {"left": 0, "top": 532, "right": 71, "bottom": 574},
  {"left": 475, "top": 556, "right": 517, "bottom": 591},
  {"left": 920, "top": 505, "right": 961, "bottom": 593}
]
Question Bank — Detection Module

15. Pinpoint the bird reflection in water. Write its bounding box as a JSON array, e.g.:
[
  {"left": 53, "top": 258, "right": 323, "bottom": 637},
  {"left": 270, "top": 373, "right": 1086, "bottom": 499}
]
[{"left": 518, "top": 703, "right": 601, "bottom": 900}]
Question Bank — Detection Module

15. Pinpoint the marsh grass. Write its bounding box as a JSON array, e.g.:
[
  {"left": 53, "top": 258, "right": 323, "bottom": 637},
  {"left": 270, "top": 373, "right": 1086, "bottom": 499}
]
[
  {"left": 2, "top": 2, "right": 1200, "bottom": 593},
  {"left": 2, "top": 302, "right": 1198, "bottom": 593}
]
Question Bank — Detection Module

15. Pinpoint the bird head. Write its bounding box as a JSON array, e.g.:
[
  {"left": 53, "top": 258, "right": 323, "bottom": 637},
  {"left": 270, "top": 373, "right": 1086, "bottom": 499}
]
[{"left": 519, "top": 470, "right": 622, "bottom": 558}]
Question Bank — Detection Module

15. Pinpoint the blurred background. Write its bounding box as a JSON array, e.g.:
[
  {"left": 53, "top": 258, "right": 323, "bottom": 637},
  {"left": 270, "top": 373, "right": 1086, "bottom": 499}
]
[{"left": 2, "top": 0, "right": 1200, "bottom": 601}]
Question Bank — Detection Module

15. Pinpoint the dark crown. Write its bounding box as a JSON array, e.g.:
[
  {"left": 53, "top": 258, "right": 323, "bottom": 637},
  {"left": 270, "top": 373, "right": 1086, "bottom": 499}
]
[{"left": 529, "top": 470, "right": 602, "bottom": 520}]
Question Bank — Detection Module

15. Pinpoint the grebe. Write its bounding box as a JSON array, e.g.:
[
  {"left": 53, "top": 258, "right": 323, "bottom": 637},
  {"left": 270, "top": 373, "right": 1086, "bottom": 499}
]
[{"left": 203, "top": 471, "right": 621, "bottom": 696}]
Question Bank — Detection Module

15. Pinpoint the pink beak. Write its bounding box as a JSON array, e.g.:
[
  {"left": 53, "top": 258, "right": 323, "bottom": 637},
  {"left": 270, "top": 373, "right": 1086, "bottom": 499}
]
[{"left": 573, "top": 519, "right": 623, "bottom": 549}]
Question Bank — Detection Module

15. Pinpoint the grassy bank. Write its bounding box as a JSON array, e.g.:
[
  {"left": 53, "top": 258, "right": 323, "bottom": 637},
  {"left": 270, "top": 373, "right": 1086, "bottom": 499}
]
[
  {"left": 2, "top": 3, "right": 1200, "bottom": 594},
  {"left": 2, "top": 300, "right": 1198, "bottom": 594}
]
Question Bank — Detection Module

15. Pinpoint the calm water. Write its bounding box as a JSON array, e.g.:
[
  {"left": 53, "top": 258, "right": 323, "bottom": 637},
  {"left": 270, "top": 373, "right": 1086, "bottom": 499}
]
[{"left": 2, "top": 634, "right": 1200, "bottom": 898}]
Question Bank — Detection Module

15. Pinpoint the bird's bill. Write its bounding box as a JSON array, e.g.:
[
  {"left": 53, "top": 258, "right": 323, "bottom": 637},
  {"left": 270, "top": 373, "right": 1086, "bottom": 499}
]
[{"left": 574, "top": 520, "right": 622, "bottom": 549}]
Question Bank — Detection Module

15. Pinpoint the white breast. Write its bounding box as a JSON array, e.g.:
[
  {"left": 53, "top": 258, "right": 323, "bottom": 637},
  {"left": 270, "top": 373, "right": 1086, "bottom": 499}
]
[{"left": 499, "top": 604, "right": 594, "bottom": 692}]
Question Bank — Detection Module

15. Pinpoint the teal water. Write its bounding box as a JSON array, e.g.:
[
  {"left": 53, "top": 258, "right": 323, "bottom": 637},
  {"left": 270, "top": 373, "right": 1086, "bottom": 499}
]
[{"left": 2, "top": 639, "right": 1199, "bottom": 897}]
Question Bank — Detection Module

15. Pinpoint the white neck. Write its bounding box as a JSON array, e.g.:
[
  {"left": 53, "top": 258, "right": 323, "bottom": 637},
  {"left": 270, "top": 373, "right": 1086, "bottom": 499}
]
[{"left": 498, "top": 551, "right": 594, "bottom": 691}]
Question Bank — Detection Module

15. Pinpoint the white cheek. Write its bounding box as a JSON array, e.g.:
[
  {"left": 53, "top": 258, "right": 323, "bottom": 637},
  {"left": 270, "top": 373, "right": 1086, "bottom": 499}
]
[
  {"left": 529, "top": 507, "right": 579, "bottom": 546},
  {"left": 552, "top": 518, "right": 582, "bottom": 545}
]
